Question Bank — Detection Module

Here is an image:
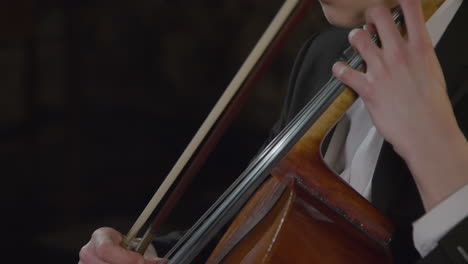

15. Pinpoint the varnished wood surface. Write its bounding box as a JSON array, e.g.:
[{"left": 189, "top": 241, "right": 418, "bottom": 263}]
[
  {"left": 207, "top": 177, "right": 393, "bottom": 264},
  {"left": 274, "top": 87, "right": 394, "bottom": 245},
  {"left": 207, "top": 88, "right": 394, "bottom": 263},
  {"left": 206, "top": 177, "right": 292, "bottom": 264},
  {"left": 265, "top": 184, "right": 392, "bottom": 263}
]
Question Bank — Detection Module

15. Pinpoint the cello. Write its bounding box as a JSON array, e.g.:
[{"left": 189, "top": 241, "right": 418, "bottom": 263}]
[{"left": 122, "top": 0, "right": 447, "bottom": 263}]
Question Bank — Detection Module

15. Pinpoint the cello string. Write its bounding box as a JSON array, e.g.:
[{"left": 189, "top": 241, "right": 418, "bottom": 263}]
[
  {"left": 165, "top": 68, "right": 348, "bottom": 264},
  {"left": 164, "top": 7, "right": 405, "bottom": 263},
  {"left": 165, "top": 45, "right": 360, "bottom": 263},
  {"left": 122, "top": 0, "right": 301, "bottom": 249}
]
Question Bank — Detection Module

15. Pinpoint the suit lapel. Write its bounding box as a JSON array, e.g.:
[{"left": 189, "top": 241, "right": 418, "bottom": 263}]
[{"left": 435, "top": 0, "right": 468, "bottom": 106}]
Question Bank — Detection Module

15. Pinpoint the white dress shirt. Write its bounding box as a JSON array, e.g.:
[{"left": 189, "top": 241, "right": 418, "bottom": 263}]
[{"left": 323, "top": 0, "right": 467, "bottom": 257}]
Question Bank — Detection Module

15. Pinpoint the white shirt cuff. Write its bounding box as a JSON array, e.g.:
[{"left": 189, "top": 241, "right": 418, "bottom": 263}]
[{"left": 413, "top": 184, "right": 468, "bottom": 257}]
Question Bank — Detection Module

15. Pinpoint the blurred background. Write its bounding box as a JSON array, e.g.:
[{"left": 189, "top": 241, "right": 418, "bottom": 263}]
[{"left": 1, "top": 0, "right": 329, "bottom": 263}]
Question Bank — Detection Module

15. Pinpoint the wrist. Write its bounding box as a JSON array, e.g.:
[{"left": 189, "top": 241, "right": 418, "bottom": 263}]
[{"left": 401, "top": 124, "right": 468, "bottom": 210}]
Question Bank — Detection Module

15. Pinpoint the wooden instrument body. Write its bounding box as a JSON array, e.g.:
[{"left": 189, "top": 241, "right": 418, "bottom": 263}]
[{"left": 206, "top": 88, "right": 394, "bottom": 263}]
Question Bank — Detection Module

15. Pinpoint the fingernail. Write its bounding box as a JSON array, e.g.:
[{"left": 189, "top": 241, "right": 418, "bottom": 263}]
[
  {"left": 332, "top": 62, "right": 344, "bottom": 77},
  {"left": 349, "top": 28, "right": 360, "bottom": 41}
]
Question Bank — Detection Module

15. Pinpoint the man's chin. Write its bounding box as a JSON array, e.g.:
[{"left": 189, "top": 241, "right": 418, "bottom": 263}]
[
  {"left": 322, "top": 6, "right": 365, "bottom": 28},
  {"left": 325, "top": 12, "right": 363, "bottom": 28}
]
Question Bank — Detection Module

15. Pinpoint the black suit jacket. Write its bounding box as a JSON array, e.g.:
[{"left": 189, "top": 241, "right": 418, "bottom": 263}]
[{"left": 269, "top": 1, "right": 468, "bottom": 263}]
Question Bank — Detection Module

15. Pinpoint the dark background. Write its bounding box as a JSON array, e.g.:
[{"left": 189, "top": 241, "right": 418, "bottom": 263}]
[{"left": 1, "top": 1, "right": 328, "bottom": 263}]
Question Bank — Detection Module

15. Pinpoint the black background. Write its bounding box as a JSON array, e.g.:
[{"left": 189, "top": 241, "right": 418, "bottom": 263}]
[{"left": 0, "top": 1, "right": 328, "bottom": 263}]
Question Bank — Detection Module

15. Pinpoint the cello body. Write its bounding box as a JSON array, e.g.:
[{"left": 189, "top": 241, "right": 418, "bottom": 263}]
[{"left": 206, "top": 88, "right": 394, "bottom": 263}]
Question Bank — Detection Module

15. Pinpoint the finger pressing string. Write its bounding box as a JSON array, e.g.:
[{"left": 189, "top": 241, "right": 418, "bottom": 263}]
[
  {"left": 348, "top": 28, "right": 382, "bottom": 69},
  {"left": 332, "top": 61, "right": 369, "bottom": 98}
]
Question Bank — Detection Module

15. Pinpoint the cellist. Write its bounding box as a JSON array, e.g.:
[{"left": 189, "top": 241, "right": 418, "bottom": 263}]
[{"left": 79, "top": 0, "right": 468, "bottom": 263}]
